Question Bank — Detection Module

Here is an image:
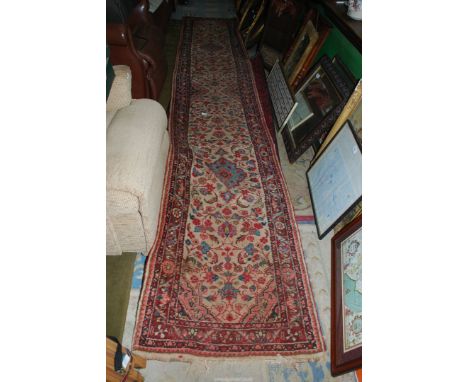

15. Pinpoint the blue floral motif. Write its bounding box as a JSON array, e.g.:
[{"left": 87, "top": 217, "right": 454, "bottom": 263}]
[
  {"left": 218, "top": 282, "right": 240, "bottom": 300},
  {"left": 200, "top": 241, "right": 211, "bottom": 254},
  {"left": 207, "top": 157, "right": 247, "bottom": 188},
  {"left": 244, "top": 243, "right": 254, "bottom": 256}
]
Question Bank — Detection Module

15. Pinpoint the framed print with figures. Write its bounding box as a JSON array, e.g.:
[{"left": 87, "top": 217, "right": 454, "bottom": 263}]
[{"left": 331, "top": 214, "right": 362, "bottom": 376}]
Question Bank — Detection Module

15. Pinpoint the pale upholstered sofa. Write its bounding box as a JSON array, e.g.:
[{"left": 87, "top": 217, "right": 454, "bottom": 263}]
[{"left": 106, "top": 65, "right": 169, "bottom": 256}]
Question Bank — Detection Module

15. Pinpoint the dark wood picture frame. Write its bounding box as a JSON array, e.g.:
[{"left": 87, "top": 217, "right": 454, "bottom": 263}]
[
  {"left": 306, "top": 120, "right": 362, "bottom": 239},
  {"left": 332, "top": 55, "right": 358, "bottom": 92},
  {"left": 331, "top": 214, "right": 362, "bottom": 376},
  {"left": 282, "top": 55, "right": 353, "bottom": 163}
]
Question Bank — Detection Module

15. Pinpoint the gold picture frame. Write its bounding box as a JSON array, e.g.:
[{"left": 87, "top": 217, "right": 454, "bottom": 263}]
[
  {"left": 238, "top": 0, "right": 265, "bottom": 37},
  {"left": 283, "top": 20, "right": 319, "bottom": 85},
  {"left": 241, "top": 1, "right": 267, "bottom": 48}
]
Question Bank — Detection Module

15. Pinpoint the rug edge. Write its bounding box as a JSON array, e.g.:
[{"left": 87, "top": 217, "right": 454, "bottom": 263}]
[
  {"left": 131, "top": 18, "right": 188, "bottom": 352},
  {"left": 132, "top": 349, "right": 328, "bottom": 363}
]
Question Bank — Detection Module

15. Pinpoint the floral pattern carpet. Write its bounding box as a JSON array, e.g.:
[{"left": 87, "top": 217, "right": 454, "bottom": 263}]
[{"left": 132, "top": 18, "right": 324, "bottom": 360}]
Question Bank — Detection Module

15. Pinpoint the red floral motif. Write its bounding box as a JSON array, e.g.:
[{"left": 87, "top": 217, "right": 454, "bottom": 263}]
[
  {"left": 133, "top": 19, "right": 324, "bottom": 358},
  {"left": 161, "top": 259, "right": 175, "bottom": 275}
]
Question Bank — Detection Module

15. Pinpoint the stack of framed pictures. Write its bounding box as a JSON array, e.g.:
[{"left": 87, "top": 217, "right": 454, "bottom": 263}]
[
  {"left": 301, "top": 62, "right": 362, "bottom": 378},
  {"left": 305, "top": 86, "right": 363, "bottom": 376},
  {"left": 238, "top": 0, "right": 267, "bottom": 49},
  {"left": 313, "top": 80, "right": 362, "bottom": 236},
  {"left": 282, "top": 8, "right": 332, "bottom": 91},
  {"left": 281, "top": 55, "right": 356, "bottom": 163},
  {"left": 258, "top": 0, "right": 306, "bottom": 70}
]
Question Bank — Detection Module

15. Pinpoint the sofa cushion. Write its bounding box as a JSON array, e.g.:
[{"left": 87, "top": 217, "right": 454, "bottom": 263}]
[{"left": 107, "top": 98, "right": 167, "bottom": 193}]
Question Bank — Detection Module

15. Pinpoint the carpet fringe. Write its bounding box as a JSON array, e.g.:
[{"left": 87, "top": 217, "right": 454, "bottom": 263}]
[{"left": 132, "top": 350, "right": 328, "bottom": 365}]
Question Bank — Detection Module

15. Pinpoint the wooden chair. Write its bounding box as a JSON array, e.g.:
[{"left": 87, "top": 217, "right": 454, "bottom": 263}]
[{"left": 107, "top": 0, "right": 167, "bottom": 100}]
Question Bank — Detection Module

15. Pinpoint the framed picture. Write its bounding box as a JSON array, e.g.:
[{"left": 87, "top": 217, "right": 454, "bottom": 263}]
[
  {"left": 348, "top": 98, "right": 362, "bottom": 144},
  {"left": 331, "top": 214, "right": 362, "bottom": 376},
  {"left": 315, "top": 79, "right": 362, "bottom": 158},
  {"left": 259, "top": 0, "right": 306, "bottom": 70},
  {"left": 242, "top": 1, "right": 267, "bottom": 48},
  {"left": 283, "top": 8, "right": 332, "bottom": 91},
  {"left": 316, "top": 80, "right": 362, "bottom": 235},
  {"left": 306, "top": 120, "right": 361, "bottom": 239},
  {"left": 266, "top": 59, "right": 297, "bottom": 131},
  {"left": 282, "top": 55, "right": 353, "bottom": 163},
  {"left": 332, "top": 56, "right": 358, "bottom": 91},
  {"left": 238, "top": 0, "right": 264, "bottom": 35},
  {"left": 283, "top": 20, "right": 319, "bottom": 83}
]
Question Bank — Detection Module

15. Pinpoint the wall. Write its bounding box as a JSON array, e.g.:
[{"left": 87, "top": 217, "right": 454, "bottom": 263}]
[{"left": 313, "top": 8, "right": 362, "bottom": 79}]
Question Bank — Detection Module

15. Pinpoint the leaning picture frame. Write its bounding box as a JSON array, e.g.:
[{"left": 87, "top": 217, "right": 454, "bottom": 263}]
[
  {"left": 315, "top": 79, "right": 362, "bottom": 158},
  {"left": 239, "top": 0, "right": 267, "bottom": 46},
  {"left": 238, "top": 0, "right": 262, "bottom": 34},
  {"left": 316, "top": 80, "right": 362, "bottom": 235},
  {"left": 306, "top": 120, "right": 362, "bottom": 239},
  {"left": 331, "top": 214, "right": 362, "bottom": 376},
  {"left": 283, "top": 19, "right": 319, "bottom": 84},
  {"left": 282, "top": 55, "right": 353, "bottom": 163},
  {"left": 266, "top": 59, "right": 298, "bottom": 131},
  {"left": 282, "top": 8, "right": 332, "bottom": 91},
  {"left": 258, "top": 0, "right": 305, "bottom": 70}
]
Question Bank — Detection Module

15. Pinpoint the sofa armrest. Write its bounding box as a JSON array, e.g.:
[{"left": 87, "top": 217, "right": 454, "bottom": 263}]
[
  {"left": 107, "top": 23, "right": 130, "bottom": 47},
  {"left": 107, "top": 99, "right": 169, "bottom": 253},
  {"left": 128, "top": 0, "right": 154, "bottom": 28},
  {"left": 107, "top": 65, "right": 133, "bottom": 113}
]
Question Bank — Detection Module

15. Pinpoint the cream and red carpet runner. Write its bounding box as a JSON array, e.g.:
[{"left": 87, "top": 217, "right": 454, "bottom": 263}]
[{"left": 133, "top": 18, "right": 324, "bottom": 360}]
